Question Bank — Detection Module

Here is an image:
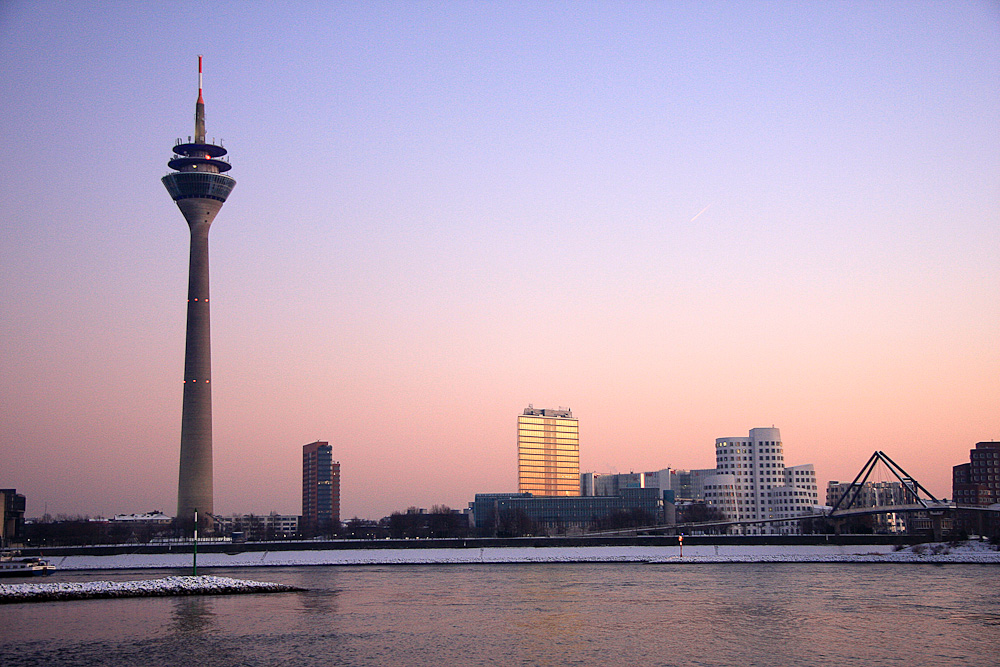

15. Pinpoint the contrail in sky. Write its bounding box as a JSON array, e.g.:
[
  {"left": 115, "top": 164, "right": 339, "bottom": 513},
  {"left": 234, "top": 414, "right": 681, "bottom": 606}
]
[{"left": 690, "top": 203, "right": 712, "bottom": 222}]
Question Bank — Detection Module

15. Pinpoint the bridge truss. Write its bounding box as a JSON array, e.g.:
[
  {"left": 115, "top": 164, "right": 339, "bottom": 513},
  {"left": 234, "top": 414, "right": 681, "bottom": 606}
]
[{"left": 829, "top": 450, "right": 941, "bottom": 513}]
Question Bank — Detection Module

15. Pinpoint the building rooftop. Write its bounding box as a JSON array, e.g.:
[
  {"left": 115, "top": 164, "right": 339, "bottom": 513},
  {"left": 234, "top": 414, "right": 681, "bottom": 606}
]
[{"left": 522, "top": 405, "right": 574, "bottom": 418}]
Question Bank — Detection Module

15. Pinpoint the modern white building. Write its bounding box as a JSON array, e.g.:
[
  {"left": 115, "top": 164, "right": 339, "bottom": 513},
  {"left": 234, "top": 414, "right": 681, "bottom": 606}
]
[
  {"left": 581, "top": 469, "right": 676, "bottom": 498},
  {"left": 583, "top": 467, "right": 719, "bottom": 502},
  {"left": 703, "top": 427, "right": 820, "bottom": 535}
]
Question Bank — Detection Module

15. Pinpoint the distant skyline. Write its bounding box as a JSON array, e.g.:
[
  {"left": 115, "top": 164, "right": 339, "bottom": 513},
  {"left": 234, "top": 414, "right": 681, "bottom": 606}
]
[{"left": 1, "top": 2, "right": 998, "bottom": 520}]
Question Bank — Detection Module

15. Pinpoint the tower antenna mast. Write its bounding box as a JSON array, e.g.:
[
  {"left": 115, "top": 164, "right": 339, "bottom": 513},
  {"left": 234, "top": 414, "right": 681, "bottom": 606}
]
[{"left": 162, "top": 56, "right": 237, "bottom": 528}]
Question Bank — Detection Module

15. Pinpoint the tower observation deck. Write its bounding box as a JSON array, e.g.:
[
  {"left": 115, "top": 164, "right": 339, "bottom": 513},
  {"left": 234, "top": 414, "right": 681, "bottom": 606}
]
[{"left": 162, "top": 56, "right": 235, "bottom": 524}]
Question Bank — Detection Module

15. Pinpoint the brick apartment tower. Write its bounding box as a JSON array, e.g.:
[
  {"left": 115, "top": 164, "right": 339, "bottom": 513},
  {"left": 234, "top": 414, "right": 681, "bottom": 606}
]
[
  {"left": 953, "top": 441, "right": 1000, "bottom": 538},
  {"left": 302, "top": 441, "right": 341, "bottom": 536},
  {"left": 162, "top": 56, "right": 236, "bottom": 522}
]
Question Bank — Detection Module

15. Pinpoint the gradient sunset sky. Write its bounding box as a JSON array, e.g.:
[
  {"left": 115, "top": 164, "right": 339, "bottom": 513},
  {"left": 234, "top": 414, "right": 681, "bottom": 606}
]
[{"left": 2, "top": 1, "right": 998, "bottom": 520}]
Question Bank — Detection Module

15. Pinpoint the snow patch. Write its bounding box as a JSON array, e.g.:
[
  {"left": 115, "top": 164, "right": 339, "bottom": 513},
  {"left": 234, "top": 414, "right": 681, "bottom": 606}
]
[{"left": 0, "top": 575, "right": 303, "bottom": 604}]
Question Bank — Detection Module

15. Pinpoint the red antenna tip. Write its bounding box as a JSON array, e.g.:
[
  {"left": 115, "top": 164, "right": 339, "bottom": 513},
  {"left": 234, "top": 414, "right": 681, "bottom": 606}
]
[{"left": 197, "top": 55, "right": 204, "bottom": 104}]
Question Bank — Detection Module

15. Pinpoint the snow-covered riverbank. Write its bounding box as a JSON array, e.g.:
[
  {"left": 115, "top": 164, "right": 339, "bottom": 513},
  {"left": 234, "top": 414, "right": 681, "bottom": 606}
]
[
  {"left": 0, "top": 575, "right": 303, "bottom": 604},
  {"left": 43, "top": 540, "right": 1000, "bottom": 570},
  {"left": 3, "top": 543, "right": 994, "bottom": 603}
]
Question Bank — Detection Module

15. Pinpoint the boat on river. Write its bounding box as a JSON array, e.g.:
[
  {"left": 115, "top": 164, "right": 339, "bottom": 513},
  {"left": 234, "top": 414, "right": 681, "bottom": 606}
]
[{"left": 0, "top": 556, "right": 57, "bottom": 578}]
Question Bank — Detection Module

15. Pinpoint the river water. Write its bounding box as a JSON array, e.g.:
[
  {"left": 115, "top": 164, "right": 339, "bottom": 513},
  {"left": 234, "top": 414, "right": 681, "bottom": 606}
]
[{"left": 2, "top": 563, "right": 998, "bottom": 666}]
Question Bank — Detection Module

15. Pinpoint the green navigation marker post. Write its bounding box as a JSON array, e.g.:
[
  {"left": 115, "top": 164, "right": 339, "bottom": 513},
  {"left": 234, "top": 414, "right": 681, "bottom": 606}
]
[{"left": 193, "top": 508, "right": 198, "bottom": 575}]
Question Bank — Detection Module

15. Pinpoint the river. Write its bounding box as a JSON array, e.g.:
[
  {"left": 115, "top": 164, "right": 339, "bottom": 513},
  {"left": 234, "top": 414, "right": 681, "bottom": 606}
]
[{"left": 2, "top": 563, "right": 998, "bottom": 666}]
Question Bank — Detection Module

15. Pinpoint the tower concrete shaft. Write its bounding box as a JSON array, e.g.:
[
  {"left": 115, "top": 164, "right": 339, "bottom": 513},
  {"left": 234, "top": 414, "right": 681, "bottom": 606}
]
[{"left": 162, "top": 56, "right": 235, "bottom": 522}]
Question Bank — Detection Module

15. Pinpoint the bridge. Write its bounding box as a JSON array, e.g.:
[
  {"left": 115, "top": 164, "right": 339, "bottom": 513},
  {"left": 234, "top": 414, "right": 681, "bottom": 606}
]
[
  {"left": 587, "top": 450, "right": 999, "bottom": 540},
  {"left": 824, "top": 450, "right": 1000, "bottom": 539}
]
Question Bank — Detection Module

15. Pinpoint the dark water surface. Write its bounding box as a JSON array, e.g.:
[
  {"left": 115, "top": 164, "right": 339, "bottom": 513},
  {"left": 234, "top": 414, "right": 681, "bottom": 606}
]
[{"left": 2, "top": 563, "right": 998, "bottom": 666}]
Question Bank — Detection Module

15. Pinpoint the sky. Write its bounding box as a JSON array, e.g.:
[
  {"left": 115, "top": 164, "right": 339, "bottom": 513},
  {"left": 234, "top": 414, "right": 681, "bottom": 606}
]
[{"left": 1, "top": 1, "right": 998, "bottom": 521}]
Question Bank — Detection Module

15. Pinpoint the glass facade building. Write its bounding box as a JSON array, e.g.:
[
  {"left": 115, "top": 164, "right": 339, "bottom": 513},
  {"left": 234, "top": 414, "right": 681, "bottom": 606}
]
[
  {"left": 581, "top": 469, "right": 677, "bottom": 498},
  {"left": 471, "top": 489, "right": 662, "bottom": 533},
  {"left": 518, "top": 406, "right": 580, "bottom": 497}
]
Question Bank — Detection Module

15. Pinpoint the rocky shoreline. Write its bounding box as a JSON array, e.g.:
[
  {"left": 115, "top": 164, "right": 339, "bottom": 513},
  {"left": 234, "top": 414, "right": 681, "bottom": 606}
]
[{"left": 0, "top": 575, "right": 304, "bottom": 604}]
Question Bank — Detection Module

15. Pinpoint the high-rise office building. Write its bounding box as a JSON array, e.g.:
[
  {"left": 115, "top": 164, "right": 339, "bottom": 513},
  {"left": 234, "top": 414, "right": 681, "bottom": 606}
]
[
  {"left": 162, "top": 56, "right": 236, "bottom": 522},
  {"left": 518, "top": 406, "right": 579, "bottom": 496},
  {"left": 953, "top": 441, "right": 1000, "bottom": 507},
  {"left": 953, "top": 441, "right": 1000, "bottom": 537},
  {"left": 302, "top": 441, "right": 341, "bottom": 535},
  {"left": 1, "top": 489, "right": 26, "bottom": 547},
  {"left": 703, "top": 427, "right": 819, "bottom": 535}
]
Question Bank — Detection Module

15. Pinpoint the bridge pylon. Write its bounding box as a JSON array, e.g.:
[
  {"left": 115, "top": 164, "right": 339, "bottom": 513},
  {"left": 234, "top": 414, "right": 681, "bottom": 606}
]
[{"left": 830, "top": 451, "right": 941, "bottom": 514}]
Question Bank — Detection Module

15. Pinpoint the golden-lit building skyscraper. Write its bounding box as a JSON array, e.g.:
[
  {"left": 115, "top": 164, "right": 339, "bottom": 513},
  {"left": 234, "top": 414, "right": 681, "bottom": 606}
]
[{"left": 517, "top": 406, "right": 580, "bottom": 496}]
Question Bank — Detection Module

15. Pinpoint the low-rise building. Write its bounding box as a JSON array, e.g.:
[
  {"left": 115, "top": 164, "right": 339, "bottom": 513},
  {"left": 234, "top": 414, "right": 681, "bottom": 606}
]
[
  {"left": 581, "top": 468, "right": 676, "bottom": 498},
  {"left": 471, "top": 488, "right": 662, "bottom": 535},
  {"left": 214, "top": 513, "right": 300, "bottom": 540},
  {"left": 583, "top": 468, "right": 715, "bottom": 502},
  {"left": 825, "top": 481, "right": 911, "bottom": 533},
  {"left": 675, "top": 468, "right": 719, "bottom": 502},
  {"left": 110, "top": 512, "right": 173, "bottom": 524}
]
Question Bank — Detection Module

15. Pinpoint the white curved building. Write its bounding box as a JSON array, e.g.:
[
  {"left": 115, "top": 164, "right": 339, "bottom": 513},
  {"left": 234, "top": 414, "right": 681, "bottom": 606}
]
[{"left": 703, "top": 427, "right": 820, "bottom": 535}]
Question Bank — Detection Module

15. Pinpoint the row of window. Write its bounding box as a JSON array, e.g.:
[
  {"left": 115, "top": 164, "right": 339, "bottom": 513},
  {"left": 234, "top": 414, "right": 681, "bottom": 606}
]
[
  {"left": 162, "top": 172, "right": 235, "bottom": 202},
  {"left": 719, "top": 454, "right": 785, "bottom": 461},
  {"left": 719, "top": 462, "right": 785, "bottom": 469},
  {"left": 518, "top": 418, "right": 577, "bottom": 426},
  {"left": 518, "top": 436, "right": 579, "bottom": 444},
  {"left": 518, "top": 444, "right": 579, "bottom": 452},
  {"left": 706, "top": 489, "right": 818, "bottom": 498}
]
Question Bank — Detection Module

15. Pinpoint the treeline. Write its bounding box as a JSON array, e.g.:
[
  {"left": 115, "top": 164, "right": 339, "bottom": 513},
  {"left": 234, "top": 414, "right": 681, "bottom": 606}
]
[
  {"left": 21, "top": 503, "right": 773, "bottom": 545},
  {"left": 386, "top": 506, "right": 470, "bottom": 539},
  {"left": 24, "top": 519, "right": 173, "bottom": 547}
]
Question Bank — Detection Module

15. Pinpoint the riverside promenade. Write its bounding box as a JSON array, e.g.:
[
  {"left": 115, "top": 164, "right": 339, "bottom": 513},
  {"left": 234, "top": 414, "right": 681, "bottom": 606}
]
[
  {"left": 23, "top": 533, "right": 928, "bottom": 558},
  {"left": 23, "top": 538, "right": 1000, "bottom": 570}
]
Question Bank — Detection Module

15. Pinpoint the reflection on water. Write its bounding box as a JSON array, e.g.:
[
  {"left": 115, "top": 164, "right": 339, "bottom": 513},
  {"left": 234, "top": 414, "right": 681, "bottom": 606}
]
[
  {"left": 171, "top": 595, "right": 216, "bottom": 635},
  {"left": 507, "top": 568, "right": 587, "bottom": 667},
  {"left": 297, "top": 585, "right": 339, "bottom": 616},
  {"left": 1, "top": 563, "right": 998, "bottom": 667}
]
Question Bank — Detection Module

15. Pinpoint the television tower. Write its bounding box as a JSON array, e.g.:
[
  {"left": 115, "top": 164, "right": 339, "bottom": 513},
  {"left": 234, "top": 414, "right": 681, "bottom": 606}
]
[{"left": 162, "top": 56, "right": 235, "bottom": 522}]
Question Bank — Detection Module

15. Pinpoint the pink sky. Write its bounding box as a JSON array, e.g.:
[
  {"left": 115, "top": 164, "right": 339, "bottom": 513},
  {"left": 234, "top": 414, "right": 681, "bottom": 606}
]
[{"left": 1, "top": 2, "right": 997, "bottom": 519}]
